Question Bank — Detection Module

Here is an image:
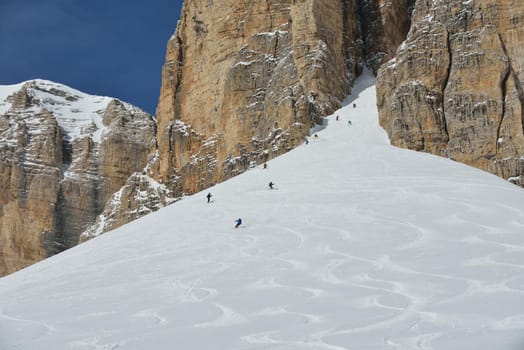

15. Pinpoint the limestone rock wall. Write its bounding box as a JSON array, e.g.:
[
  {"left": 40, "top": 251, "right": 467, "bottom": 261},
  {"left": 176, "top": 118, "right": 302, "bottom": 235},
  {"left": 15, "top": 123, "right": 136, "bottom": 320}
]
[
  {"left": 0, "top": 81, "right": 156, "bottom": 275},
  {"left": 377, "top": 0, "right": 524, "bottom": 186},
  {"left": 99, "top": 100, "right": 158, "bottom": 199},
  {"left": 0, "top": 106, "right": 62, "bottom": 275},
  {"left": 155, "top": 0, "right": 357, "bottom": 194}
]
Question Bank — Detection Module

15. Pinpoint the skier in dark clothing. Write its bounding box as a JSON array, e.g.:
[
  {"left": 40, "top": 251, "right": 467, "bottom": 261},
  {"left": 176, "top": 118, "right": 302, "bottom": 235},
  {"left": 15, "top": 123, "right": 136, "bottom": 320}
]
[
  {"left": 234, "top": 218, "right": 242, "bottom": 228},
  {"left": 269, "top": 181, "right": 274, "bottom": 189},
  {"left": 207, "top": 192, "right": 212, "bottom": 203}
]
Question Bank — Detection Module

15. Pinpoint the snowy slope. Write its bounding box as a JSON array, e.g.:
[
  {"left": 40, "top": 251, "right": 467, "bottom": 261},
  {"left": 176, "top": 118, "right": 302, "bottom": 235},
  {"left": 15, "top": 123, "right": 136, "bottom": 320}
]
[
  {"left": 0, "top": 83, "right": 25, "bottom": 115},
  {"left": 1, "top": 72, "right": 524, "bottom": 350}
]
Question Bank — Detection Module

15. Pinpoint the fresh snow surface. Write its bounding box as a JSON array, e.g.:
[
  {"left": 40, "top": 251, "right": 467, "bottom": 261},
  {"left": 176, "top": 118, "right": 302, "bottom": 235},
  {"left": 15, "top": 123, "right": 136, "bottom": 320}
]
[
  {"left": 1, "top": 72, "right": 524, "bottom": 350},
  {"left": 0, "top": 82, "right": 25, "bottom": 115},
  {"left": 0, "top": 79, "right": 115, "bottom": 143}
]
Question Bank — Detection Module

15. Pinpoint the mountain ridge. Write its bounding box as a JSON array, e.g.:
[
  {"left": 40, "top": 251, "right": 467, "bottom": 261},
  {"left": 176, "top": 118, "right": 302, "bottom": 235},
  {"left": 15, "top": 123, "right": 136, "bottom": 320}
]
[{"left": 0, "top": 79, "right": 158, "bottom": 275}]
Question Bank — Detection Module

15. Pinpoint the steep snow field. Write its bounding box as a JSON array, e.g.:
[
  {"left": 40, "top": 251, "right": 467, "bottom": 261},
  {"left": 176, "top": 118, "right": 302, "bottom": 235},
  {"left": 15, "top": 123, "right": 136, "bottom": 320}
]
[{"left": 1, "top": 73, "right": 524, "bottom": 350}]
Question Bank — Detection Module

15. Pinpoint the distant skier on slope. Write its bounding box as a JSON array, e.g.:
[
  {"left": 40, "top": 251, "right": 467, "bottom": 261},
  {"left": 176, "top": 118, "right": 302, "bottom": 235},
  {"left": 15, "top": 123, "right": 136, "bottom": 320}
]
[
  {"left": 269, "top": 181, "right": 274, "bottom": 190},
  {"left": 336, "top": 115, "right": 339, "bottom": 121},
  {"left": 348, "top": 120, "right": 352, "bottom": 126},
  {"left": 234, "top": 218, "right": 242, "bottom": 228},
  {"left": 206, "top": 192, "right": 212, "bottom": 203}
]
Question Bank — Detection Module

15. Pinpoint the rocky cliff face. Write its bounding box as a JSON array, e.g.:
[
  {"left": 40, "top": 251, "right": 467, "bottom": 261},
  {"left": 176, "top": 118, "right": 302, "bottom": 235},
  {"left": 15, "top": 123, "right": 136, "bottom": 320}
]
[
  {"left": 81, "top": 172, "right": 174, "bottom": 241},
  {"left": 154, "top": 0, "right": 413, "bottom": 195},
  {"left": 0, "top": 81, "right": 157, "bottom": 275},
  {"left": 377, "top": 0, "right": 524, "bottom": 186},
  {"left": 156, "top": 0, "right": 349, "bottom": 194}
]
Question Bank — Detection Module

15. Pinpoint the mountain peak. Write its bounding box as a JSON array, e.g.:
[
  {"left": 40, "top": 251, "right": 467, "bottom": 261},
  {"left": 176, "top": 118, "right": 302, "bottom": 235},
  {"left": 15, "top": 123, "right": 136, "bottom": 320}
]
[{"left": 0, "top": 78, "right": 157, "bottom": 275}]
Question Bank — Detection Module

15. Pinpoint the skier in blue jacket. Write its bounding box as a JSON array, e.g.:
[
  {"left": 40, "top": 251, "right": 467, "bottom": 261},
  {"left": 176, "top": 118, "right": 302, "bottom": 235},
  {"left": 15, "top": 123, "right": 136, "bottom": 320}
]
[{"left": 234, "top": 218, "right": 242, "bottom": 228}]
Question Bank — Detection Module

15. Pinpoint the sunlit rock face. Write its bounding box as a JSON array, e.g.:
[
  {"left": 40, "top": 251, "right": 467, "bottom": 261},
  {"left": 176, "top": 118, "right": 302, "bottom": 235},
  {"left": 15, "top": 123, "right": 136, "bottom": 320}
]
[
  {"left": 157, "top": 0, "right": 363, "bottom": 193},
  {"left": 0, "top": 81, "right": 156, "bottom": 275},
  {"left": 377, "top": 0, "right": 524, "bottom": 186}
]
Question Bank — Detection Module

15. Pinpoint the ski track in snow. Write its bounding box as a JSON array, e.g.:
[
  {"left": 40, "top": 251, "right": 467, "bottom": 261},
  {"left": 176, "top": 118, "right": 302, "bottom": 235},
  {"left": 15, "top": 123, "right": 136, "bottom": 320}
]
[{"left": 1, "top": 71, "right": 524, "bottom": 350}]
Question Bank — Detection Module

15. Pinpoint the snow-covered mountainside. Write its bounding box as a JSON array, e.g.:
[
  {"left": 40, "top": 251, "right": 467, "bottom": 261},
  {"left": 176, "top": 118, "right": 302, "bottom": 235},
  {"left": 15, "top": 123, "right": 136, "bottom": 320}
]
[
  {"left": 0, "top": 79, "right": 113, "bottom": 142},
  {"left": 1, "top": 73, "right": 523, "bottom": 350},
  {"left": 0, "top": 80, "right": 158, "bottom": 275}
]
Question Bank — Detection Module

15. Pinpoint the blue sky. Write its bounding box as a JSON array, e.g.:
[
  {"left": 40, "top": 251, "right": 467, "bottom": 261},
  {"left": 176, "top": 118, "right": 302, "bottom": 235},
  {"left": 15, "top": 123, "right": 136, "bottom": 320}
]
[{"left": 0, "top": 0, "right": 183, "bottom": 114}]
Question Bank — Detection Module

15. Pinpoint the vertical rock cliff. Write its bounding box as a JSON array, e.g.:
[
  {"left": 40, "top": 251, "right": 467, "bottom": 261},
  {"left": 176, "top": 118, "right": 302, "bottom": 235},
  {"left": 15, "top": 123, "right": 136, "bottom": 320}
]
[
  {"left": 0, "top": 81, "right": 156, "bottom": 275},
  {"left": 358, "top": 0, "right": 415, "bottom": 73},
  {"left": 156, "top": 0, "right": 349, "bottom": 193},
  {"left": 377, "top": 0, "right": 524, "bottom": 186}
]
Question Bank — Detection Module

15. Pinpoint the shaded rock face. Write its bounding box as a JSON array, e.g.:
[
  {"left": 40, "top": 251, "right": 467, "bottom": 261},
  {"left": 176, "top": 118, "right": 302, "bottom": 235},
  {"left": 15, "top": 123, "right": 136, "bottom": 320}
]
[
  {"left": 155, "top": 0, "right": 413, "bottom": 194},
  {"left": 0, "top": 81, "right": 156, "bottom": 275},
  {"left": 358, "top": 0, "right": 415, "bottom": 73},
  {"left": 377, "top": 0, "right": 524, "bottom": 186}
]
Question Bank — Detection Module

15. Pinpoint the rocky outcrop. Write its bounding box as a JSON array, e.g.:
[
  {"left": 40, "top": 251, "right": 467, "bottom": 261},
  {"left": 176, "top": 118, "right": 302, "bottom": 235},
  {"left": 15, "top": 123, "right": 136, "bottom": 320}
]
[
  {"left": 377, "top": 0, "right": 524, "bottom": 186},
  {"left": 0, "top": 81, "right": 156, "bottom": 275},
  {"left": 0, "top": 105, "right": 62, "bottom": 275},
  {"left": 81, "top": 172, "right": 174, "bottom": 241}
]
